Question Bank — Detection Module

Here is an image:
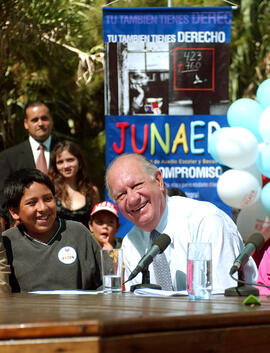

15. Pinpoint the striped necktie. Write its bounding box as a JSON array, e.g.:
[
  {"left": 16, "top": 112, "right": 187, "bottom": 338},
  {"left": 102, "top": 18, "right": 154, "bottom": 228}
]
[
  {"left": 150, "top": 230, "right": 173, "bottom": 291},
  {"left": 36, "top": 144, "right": 48, "bottom": 174}
]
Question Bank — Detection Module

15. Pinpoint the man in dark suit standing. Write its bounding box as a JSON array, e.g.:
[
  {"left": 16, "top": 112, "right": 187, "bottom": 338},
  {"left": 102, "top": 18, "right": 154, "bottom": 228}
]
[{"left": 0, "top": 100, "right": 56, "bottom": 230}]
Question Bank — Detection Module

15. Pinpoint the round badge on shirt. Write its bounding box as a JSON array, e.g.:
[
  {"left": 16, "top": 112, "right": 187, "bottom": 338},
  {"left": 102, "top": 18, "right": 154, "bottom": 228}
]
[{"left": 58, "top": 246, "right": 77, "bottom": 264}]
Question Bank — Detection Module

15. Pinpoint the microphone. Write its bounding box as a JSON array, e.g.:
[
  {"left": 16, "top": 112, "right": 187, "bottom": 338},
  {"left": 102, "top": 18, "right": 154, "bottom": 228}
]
[
  {"left": 125, "top": 233, "right": 171, "bottom": 283},
  {"left": 230, "top": 233, "right": 264, "bottom": 275}
]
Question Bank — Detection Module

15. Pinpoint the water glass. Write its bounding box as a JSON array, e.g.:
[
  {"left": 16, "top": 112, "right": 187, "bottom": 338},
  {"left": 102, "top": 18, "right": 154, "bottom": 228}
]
[
  {"left": 187, "top": 242, "right": 212, "bottom": 300},
  {"left": 101, "top": 249, "right": 123, "bottom": 294}
]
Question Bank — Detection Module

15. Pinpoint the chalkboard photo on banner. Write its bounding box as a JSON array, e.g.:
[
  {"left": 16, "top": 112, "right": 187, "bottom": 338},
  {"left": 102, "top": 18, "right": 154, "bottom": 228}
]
[{"left": 173, "top": 48, "right": 214, "bottom": 91}]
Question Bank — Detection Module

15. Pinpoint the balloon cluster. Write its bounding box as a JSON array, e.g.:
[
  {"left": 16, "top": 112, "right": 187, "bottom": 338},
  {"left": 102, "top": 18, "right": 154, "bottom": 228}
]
[{"left": 209, "top": 79, "right": 270, "bottom": 241}]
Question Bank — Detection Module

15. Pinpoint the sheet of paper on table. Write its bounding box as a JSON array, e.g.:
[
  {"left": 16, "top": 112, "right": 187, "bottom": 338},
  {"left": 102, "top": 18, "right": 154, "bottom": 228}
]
[
  {"left": 133, "top": 288, "right": 224, "bottom": 297},
  {"left": 29, "top": 290, "right": 104, "bottom": 295}
]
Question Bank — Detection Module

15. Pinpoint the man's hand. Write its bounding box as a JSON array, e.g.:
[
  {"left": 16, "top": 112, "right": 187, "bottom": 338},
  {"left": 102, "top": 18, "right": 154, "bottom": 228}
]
[{"left": 102, "top": 241, "right": 114, "bottom": 250}]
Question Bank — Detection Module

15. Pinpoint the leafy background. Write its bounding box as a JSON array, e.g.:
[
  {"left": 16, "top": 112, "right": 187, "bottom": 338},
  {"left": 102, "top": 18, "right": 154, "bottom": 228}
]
[{"left": 1, "top": 0, "right": 269, "bottom": 197}]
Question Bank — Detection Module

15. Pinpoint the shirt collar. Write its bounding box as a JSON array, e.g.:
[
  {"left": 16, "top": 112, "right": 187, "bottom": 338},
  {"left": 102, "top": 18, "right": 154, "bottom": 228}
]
[
  {"left": 155, "top": 195, "right": 169, "bottom": 234},
  {"left": 19, "top": 218, "right": 62, "bottom": 246},
  {"left": 29, "top": 135, "right": 52, "bottom": 151},
  {"left": 153, "top": 196, "right": 174, "bottom": 246}
]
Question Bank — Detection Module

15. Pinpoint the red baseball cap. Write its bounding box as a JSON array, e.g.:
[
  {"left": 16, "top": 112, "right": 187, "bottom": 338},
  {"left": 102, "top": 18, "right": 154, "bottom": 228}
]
[{"left": 90, "top": 201, "right": 119, "bottom": 218}]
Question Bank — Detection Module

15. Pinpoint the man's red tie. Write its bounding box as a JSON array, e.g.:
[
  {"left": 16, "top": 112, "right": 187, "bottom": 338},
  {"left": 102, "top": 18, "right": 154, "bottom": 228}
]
[{"left": 36, "top": 144, "right": 48, "bottom": 174}]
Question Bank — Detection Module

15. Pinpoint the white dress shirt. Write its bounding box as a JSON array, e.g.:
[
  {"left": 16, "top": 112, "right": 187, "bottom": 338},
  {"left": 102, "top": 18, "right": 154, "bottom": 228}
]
[
  {"left": 122, "top": 195, "right": 258, "bottom": 292},
  {"left": 29, "top": 136, "right": 52, "bottom": 169}
]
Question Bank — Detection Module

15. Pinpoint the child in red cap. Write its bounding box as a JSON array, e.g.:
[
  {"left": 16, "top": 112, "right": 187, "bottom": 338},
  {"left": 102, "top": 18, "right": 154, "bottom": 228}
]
[{"left": 89, "top": 201, "right": 122, "bottom": 249}]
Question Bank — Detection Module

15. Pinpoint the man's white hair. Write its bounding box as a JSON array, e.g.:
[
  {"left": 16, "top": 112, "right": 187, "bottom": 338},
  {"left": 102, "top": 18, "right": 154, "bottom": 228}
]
[{"left": 105, "top": 153, "right": 158, "bottom": 201}]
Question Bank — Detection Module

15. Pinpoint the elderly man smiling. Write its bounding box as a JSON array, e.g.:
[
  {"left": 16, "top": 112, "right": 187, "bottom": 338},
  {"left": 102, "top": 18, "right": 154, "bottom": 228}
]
[{"left": 106, "top": 153, "right": 258, "bottom": 292}]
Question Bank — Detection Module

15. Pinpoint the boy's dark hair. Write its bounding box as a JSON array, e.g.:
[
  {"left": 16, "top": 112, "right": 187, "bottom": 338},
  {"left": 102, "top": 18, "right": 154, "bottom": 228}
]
[
  {"left": 89, "top": 213, "right": 120, "bottom": 228},
  {"left": 4, "top": 168, "right": 55, "bottom": 209},
  {"left": 167, "top": 187, "right": 187, "bottom": 197}
]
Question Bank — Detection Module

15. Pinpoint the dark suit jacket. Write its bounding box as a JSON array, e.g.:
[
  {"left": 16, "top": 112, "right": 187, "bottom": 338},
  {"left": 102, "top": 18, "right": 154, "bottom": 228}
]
[{"left": 0, "top": 137, "right": 58, "bottom": 220}]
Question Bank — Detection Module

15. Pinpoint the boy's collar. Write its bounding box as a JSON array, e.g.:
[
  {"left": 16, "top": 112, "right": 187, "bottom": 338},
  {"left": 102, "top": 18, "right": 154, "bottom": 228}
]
[{"left": 19, "top": 218, "right": 62, "bottom": 246}]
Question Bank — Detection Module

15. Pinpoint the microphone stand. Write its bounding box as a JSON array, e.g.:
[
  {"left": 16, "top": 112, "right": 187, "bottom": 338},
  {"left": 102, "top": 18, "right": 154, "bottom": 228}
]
[
  {"left": 224, "top": 268, "right": 259, "bottom": 296},
  {"left": 130, "top": 267, "right": 161, "bottom": 292}
]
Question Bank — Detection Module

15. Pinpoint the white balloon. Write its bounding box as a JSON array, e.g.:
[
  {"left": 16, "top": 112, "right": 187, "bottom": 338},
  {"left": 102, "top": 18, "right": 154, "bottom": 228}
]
[
  {"left": 237, "top": 200, "right": 270, "bottom": 241},
  {"left": 215, "top": 127, "right": 258, "bottom": 169},
  {"left": 255, "top": 142, "right": 270, "bottom": 177},
  {"left": 259, "top": 106, "right": 270, "bottom": 143},
  {"left": 242, "top": 163, "right": 262, "bottom": 187},
  {"left": 217, "top": 169, "right": 261, "bottom": 209}
]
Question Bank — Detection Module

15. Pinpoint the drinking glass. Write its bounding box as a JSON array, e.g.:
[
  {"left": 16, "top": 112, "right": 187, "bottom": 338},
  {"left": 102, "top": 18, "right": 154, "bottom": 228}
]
[
  {"left": 187, "top": 242, "right": 212, "bottom": 300},
  {"left": 101, "top": 249, "right": 123, "bottom": 294}
]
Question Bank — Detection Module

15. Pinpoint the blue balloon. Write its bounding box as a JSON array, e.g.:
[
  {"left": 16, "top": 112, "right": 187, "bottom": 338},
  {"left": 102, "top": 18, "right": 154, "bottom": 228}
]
[
  {"left": 257, "top": 79, "right": 270, "bottom": 109},
  {"left": 261, "top": 182, "right": 270, "bottom": 213},
  {"left": 208, "top": 128, "right": 228, "bottom": 164},
  {"left": 256, "top": 143, "right": 270, "bottom": 178},
  {"left": 227, "top": 98, "right": 263, "bottom": 142}
]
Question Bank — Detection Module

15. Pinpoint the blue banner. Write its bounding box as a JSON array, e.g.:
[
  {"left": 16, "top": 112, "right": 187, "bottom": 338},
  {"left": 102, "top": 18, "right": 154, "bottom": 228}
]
[
  {"left": 103, "top": 7, "right": 232, "bottom": 41},
  {"left": 103, "top": 7, "right": 232, "bottom": 238}
]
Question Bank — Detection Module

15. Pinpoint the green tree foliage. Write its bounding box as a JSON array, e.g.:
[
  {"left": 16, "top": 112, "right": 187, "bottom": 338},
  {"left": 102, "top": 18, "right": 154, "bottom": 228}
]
[
  {"left": 230, "top": 0, "right": 270, "bottom": 101},
  {"left": 0, "top": 0, "right": 106, "bottom": 192},
  {"left": 1, "top": 0, "right": 270, "bottom": 196}
]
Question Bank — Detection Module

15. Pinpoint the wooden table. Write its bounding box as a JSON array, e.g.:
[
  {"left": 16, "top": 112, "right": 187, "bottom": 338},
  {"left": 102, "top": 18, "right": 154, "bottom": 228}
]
[{"left": 0, "top": 292, "right": 270, "bottom": 352}]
